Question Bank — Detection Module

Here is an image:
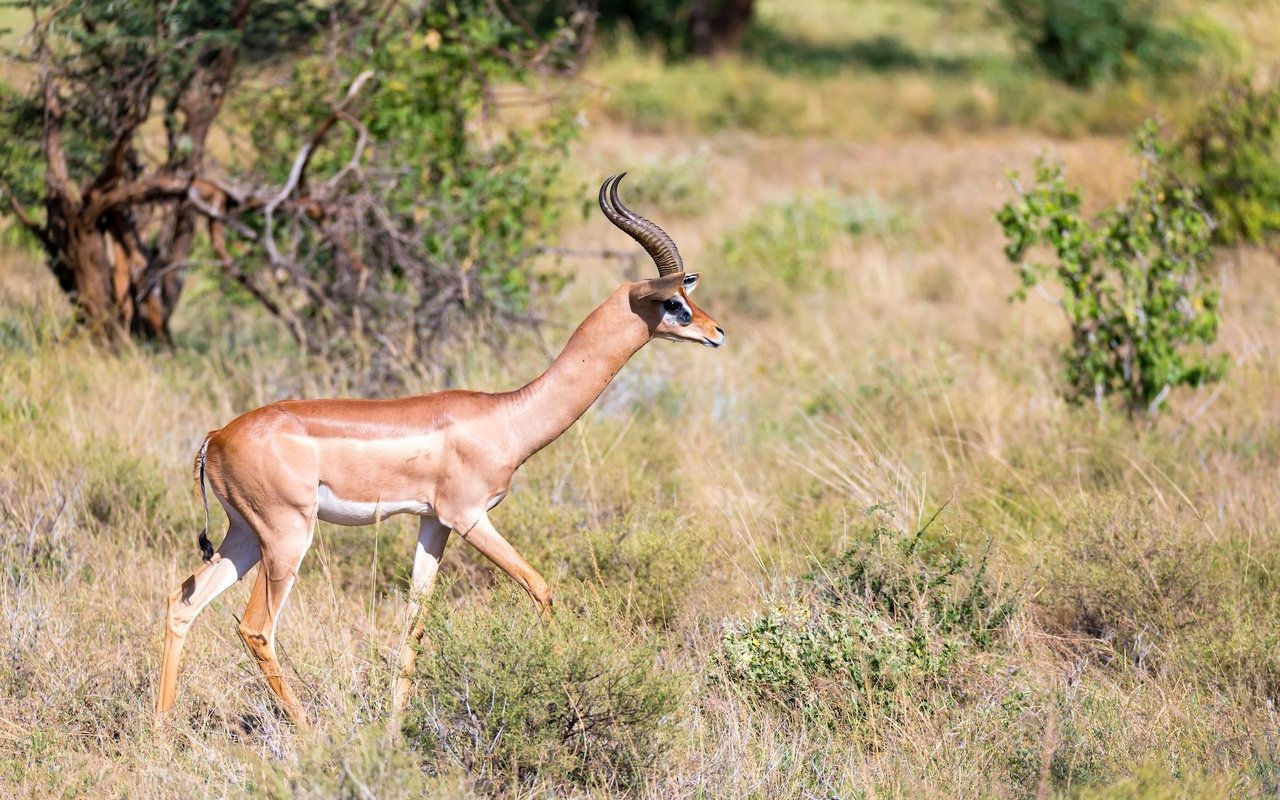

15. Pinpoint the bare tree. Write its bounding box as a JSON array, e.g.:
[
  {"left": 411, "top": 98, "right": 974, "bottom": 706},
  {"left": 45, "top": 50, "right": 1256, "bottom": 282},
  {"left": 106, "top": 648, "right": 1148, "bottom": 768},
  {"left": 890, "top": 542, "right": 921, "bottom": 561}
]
[{"left": 1, "top": 0, "right": 266, "bottom": 343}]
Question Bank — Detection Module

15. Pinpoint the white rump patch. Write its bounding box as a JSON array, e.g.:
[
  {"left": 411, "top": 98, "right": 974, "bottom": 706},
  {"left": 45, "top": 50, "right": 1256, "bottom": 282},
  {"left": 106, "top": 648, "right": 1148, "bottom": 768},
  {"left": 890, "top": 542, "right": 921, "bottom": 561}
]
[{"left": 315, "top": 483, "right": 433, "bottom": 526}]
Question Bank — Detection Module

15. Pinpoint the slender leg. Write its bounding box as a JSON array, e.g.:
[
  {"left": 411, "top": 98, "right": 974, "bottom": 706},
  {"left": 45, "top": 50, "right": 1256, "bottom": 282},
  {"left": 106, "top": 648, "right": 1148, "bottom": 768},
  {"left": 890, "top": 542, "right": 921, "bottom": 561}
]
[
  {"left": 392, "top": 516, "right": 451, "bottom": 715},
  {"left": 236, "top": 514, "right": 313, "bottom": 723},
  {"left": 156, "top": 521, "right": 261, "bottom": 718},
  {"left": 459, "top": 513, "right": 553, "bottom": 617}
]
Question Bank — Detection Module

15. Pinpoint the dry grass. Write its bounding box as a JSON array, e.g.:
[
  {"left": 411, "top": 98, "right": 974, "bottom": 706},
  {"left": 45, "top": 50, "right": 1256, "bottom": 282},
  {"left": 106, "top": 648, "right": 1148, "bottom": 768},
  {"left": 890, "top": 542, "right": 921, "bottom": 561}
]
[{"left": 4, "top": 119, "right": 1280, "bottom": 796}]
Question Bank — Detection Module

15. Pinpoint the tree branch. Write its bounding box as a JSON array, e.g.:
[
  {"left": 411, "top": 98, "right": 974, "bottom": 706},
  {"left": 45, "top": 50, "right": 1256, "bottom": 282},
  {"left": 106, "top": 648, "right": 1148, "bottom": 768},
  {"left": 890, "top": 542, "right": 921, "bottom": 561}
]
[
  {"left": 89, "top": 83, "right": 158, "bottom": 196},
  {"left": 38, "top": 63, "right": 72, "bottom": 207},
  {"left": 28, "top": 0, "right": 75, "bottom": 206},
  {"left": 295, "top": 69, "right": 376, "bottom": 197},
  {"left": 88, "top": 2, "right": 170, "bottom": 200},
  {"left": 186, "top": 180, "right": 260, "bottom": 241},
  {"left": 0, "top": 179, "right": 48, "bottom": 245},
  {"left": 82, "top": 174, "right": 194, "bottom": 223},
  {"left": 262, "top": 69, "right": 374, "bottom": 265}
]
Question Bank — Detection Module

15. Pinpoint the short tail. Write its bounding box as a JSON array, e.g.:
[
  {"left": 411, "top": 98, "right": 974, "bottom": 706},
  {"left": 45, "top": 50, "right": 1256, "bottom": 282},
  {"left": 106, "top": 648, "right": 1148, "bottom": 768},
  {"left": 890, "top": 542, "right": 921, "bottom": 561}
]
[{"left": 194, "top": 437, "right": 214, "bottom": 562}]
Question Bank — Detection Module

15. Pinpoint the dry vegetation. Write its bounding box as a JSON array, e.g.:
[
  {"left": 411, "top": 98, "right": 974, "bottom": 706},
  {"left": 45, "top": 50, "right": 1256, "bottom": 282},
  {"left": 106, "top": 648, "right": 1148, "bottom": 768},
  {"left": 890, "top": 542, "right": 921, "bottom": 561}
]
[{"left": 3, "top": 0, "right": 1280, "bottom": 797}]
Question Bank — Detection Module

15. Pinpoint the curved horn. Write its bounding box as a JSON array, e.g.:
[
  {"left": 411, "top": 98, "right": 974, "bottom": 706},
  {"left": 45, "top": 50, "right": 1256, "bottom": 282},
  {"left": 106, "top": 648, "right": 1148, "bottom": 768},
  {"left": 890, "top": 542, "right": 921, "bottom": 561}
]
[{"left": 598, "top": 173, "right": 684, "bottom": 276}]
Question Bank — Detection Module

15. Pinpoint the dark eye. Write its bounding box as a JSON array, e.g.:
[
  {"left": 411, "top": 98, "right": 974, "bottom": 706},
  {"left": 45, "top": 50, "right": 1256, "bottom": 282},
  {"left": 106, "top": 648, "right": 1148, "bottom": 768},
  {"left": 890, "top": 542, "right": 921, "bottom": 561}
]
[{"left": 663, "top": 298, "right": 682, "bottom": 313}]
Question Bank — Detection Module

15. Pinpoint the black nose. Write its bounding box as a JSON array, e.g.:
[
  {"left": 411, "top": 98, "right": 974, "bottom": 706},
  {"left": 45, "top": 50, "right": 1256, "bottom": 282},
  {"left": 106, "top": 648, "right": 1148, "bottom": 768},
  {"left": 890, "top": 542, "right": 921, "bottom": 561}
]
[{"left": 715, "top": 326, "right": 724, "bottom": 335}]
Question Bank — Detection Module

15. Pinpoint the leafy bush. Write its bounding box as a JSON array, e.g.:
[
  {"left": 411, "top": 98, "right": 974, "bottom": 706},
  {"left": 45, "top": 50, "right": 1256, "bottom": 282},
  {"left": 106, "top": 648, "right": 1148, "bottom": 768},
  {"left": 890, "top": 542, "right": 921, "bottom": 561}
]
[
  {"left": 1179, "top": 79, "right": 1280, "bottom": 246},
  {"left": 715, "top": 511, "right": 1015, "bottom": 723},
  {"left": 997, "top": 123, "right": 1224, "bottom": 416},
  {"left": 402, "top": 586, "right": 681, "bottom": 793},
  {"left": 997, "top": 0, "right": 1199, "bottom": 87}
]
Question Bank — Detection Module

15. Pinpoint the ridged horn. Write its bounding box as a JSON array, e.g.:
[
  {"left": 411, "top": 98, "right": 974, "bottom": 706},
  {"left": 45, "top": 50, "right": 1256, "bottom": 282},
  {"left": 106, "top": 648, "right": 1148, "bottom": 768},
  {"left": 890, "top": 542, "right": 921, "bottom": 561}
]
[{"left": 598, "top": 173, "right": 684, "bottom": 277}]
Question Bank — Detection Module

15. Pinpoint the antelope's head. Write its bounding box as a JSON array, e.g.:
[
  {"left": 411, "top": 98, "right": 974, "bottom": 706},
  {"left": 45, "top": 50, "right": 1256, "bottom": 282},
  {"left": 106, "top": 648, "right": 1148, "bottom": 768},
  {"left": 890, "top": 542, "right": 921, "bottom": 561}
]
[{"left": 600, "top": 174, "right": 725, "bottom": 348}]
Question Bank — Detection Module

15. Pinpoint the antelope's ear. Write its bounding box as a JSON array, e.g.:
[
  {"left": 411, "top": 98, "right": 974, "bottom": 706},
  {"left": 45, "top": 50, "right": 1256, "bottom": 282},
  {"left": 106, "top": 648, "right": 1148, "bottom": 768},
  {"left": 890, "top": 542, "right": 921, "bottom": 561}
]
[
  {"left": 682, "top": 272, "right": 701, "bottom": 294},
  {"left": 631, "top": 273, "right": 686, "bottom": 302}
]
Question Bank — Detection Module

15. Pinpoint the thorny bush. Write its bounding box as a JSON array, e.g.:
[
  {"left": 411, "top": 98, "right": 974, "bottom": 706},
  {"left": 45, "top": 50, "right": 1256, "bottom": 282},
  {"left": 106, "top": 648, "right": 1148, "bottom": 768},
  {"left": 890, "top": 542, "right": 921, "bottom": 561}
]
[
  {"left": 402, "top": 585, "right": 680, "bottom": 794},
  {"left": 715, "top": 508, "right": 1016, "bottom": 725}
]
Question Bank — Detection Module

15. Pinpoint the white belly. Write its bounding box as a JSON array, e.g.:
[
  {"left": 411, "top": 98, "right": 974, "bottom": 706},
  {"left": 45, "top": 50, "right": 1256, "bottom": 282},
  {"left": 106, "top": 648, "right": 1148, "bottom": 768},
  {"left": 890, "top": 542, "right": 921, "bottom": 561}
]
[{"left": 315, "top": 484, "right": 433, "bottom": 526}]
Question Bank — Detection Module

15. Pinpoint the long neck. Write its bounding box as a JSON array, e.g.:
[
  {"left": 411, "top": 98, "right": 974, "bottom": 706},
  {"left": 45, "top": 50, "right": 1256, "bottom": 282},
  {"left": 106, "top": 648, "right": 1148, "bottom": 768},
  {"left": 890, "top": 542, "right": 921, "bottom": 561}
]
[{"left": 501, "top": 287, "right": 651, "bottom": 464}]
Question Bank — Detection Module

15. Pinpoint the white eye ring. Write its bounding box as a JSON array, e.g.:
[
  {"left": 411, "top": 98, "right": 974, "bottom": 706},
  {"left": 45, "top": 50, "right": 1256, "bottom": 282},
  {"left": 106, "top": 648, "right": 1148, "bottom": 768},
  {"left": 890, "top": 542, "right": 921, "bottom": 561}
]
[{"left": 662, "top": 296, "right": 692, "bottom": 326}]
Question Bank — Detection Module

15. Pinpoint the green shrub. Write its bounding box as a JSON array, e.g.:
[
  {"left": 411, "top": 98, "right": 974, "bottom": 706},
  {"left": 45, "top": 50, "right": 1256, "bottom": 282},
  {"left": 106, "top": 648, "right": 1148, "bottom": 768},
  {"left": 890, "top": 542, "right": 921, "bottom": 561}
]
[
  {"left": 714, "top": 510, "right": 1016, "bottom": 724},
  {"left": 235, "top": 4, "right": 582, "bottom": 384},
  {"left": 402, "top": 585, "right": 681, "bottom": 793},
  {"left": 997, "top": 0, "right": 1200, "bottom": 87},
  {"left": 1179, "top": 79, "right": 1280, "bottom": 246},
  {"left": 716, "top": 193, "right": 895, "bottom": 314},
  {"left": 997, "top": 122, "right": 1224, "bottom": 416}
]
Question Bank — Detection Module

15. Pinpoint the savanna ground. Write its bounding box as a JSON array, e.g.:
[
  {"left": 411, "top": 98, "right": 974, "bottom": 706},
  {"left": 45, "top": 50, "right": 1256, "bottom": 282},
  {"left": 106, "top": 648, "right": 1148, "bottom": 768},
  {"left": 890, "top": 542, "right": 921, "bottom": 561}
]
[{"left": 3, "top": 0, "right": 1280, "bottom": 797}]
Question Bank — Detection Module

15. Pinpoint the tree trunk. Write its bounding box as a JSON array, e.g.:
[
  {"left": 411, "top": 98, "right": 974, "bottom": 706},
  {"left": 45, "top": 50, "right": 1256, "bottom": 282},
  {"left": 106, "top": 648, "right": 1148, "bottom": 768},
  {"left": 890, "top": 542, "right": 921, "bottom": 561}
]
[
  {"left": 21, "top": 0, "right": 253, "bottom": 348},
  {"left": 688, "top": 0, "right": 755, "bottom": 56},
  {"left": 44, "top": 206, "right": 177, "bottom": 344}
]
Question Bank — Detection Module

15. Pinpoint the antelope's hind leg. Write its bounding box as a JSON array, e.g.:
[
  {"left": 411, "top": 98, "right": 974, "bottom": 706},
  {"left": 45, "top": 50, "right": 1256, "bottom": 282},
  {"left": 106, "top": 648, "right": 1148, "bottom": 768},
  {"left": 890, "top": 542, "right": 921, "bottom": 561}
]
[
  {"left": 236, "top": 508, "right": 314, "bottom": 724},
  {"left": 156, "top": 519, "right": 261, "bottom": 718}
]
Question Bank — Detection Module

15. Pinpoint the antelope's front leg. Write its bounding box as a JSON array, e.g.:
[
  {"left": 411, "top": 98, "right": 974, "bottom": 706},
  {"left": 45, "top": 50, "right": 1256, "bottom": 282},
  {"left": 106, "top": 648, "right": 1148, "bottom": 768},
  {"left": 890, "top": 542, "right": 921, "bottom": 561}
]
[
  {"left": 393, "top": 516, "right": 451, "bottom": 715},
  {"left": 458, "top": 512, "right": 552, "bottom": 617}
]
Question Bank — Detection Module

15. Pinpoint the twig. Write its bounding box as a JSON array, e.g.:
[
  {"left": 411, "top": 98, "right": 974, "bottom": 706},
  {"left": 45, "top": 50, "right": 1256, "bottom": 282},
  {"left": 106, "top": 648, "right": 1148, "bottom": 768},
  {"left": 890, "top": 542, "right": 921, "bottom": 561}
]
[{"left": 340, "top": 760, "right": 377, "bottom": 800}]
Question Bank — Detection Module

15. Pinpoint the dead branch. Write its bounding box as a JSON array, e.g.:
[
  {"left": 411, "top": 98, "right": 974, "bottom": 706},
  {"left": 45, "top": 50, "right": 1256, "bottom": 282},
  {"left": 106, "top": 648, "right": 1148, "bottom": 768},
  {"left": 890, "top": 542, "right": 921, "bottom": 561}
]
[
  {"left": 84, "top": 174, "right": 194, "bottom": 223},
  {"left": 262, "top": 69, "right": 375, "bottom": 265}
]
